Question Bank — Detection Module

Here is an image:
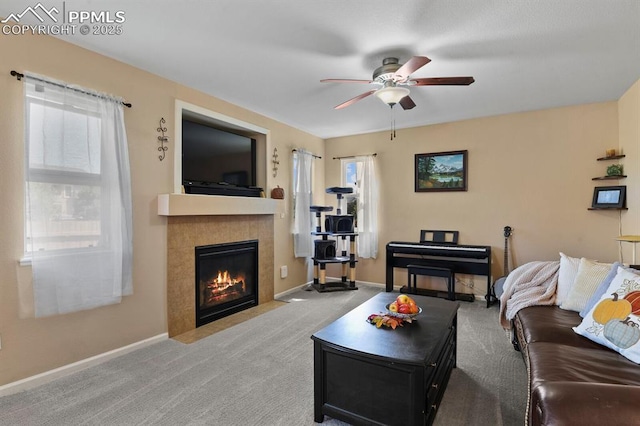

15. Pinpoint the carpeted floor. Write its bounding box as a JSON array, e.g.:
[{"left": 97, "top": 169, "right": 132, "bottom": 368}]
[
  {"left": 433, "top": 300, "right": 527, "bottom": 426},
  {"left": 0, "top": 284, "right": 527, "bottom": 425},
  {"left": 172, "top": 300, "right": 288, "bottom": 344}
]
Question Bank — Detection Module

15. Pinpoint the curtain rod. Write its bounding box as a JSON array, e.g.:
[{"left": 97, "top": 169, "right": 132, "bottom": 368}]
[
  {"left": 332, "top": 153, "right": 377, "bottom": 160},
  {"left": 292, "top": 149, "right": 322, "bottom": 159},
  {"left": 10, "top": 70, "right": 132, "bottom": 108}
]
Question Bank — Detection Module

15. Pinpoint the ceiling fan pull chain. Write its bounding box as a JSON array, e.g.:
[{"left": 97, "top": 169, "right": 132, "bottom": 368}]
[
  {"left": 393, "top": 117, "right": 396, "bottom": 140},
  {"left": 390, "top": 106, "right": 393, "bottom": 140},
  {"left": 394, "top": 111, "right": 397, "bottom": 139},
  {"left": 391, "top": 105, "right": 397, "bottom": 140}
]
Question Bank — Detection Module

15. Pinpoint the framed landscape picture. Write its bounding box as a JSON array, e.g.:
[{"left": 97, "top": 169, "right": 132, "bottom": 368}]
[{"left": 415, "top": 150, "right": 468, "bottom": 192}]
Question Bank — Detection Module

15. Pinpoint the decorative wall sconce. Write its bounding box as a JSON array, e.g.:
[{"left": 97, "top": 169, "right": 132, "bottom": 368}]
[
  {"left": 272, "top": 147, "right": 280, "bottom": 177},
  {"left": 157, "top": 117, "right": 169, "bottom": 161}
]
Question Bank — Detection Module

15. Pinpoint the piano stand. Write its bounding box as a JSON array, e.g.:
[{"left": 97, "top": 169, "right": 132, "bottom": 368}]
[
  {"left": 404, "top": 264, "right": 475, "bottom": 303},
  {"left": 386, "top": 241, "right": 492, "bottom": 307}
]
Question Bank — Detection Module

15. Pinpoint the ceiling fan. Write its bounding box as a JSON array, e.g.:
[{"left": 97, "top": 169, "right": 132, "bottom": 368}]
[{"left": 321, "top": 56, "right": 474, "bottom": 110}]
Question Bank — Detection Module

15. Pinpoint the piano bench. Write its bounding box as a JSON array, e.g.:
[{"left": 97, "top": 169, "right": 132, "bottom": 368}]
[{"left": 407, "top": 265, "right": 455, "bottom": 301}]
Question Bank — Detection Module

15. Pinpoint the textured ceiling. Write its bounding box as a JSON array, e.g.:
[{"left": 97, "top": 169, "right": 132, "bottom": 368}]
[{"left": 2, "top": 0, "right": 639, "bottom": 139}]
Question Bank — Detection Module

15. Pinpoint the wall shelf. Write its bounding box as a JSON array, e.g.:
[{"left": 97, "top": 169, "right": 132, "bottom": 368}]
[
  {"left": 597, "top": 154, "right": 626, "bottom": 161},
  {"left": 592, "top": 175, "right": 627, "bottom": 180},
  {"left": 588, "top": 207, "right": 628, "bottom": 211},
  {"left": 590, "top": 153, "right": 628, "bottom": 210}
]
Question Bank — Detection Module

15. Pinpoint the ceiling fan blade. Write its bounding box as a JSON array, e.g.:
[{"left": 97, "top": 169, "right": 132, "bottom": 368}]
[
  {"left": 399, "top": 96, "right": 416, "bottom": 110},
  {"left": 411, "top": 77, "right": 475, "bottom": 86},
  {"left": 394, "top": 56, "right": 431, "bottom": 81},
  {"left": 334, "top": 90, "right": 376, "bottom": 109},
  {"left": 321, "top": 79, "right": 373, "bottom": 84}
]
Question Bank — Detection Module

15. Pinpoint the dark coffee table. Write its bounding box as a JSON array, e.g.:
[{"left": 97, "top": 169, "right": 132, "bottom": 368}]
[{"left": 311, "top": 292, "right": 459, "bottom": 426}]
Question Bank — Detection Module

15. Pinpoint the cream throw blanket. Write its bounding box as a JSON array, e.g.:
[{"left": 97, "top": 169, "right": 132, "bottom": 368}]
[{"left": 499, "top": 260, "right": 560, "bottom": 329}]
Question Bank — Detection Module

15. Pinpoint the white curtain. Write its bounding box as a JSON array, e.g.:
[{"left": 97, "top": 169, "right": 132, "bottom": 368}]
[
  {"left": 356, "top": 155, "right": 379, "bottom": 258},
  {"left": 292, "top": 149, "right": 313, "bottom": 258},
  {"left": 24, "top": 73, "right": 133, "bottom": 317}
]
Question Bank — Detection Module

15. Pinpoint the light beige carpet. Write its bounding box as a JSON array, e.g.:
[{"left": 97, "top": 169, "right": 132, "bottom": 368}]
[
  {"left": 0, "top": 284, "right": 526, "bottom": 425},
  {"left": 172, "top": 300, "right": 287, "bottom": 344}
]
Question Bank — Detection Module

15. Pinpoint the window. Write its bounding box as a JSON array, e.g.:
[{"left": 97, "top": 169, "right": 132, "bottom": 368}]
[
  {"left": 341, "top": 155, "right": 379, "bottom": 258},
  {"left": 342, "top": 160, "right": 360, "bottom": 229},
  {"left": 22, "top": 73, "right": 133, "bottom": 317},
  {"left": 292, "top": 150, "right": 315, "bottom": 218},
  {"left": 292, "top": 149, "right": 314, "bottom": 258},
  {"left": 25, "top": 91, "right": 103, "bottom": 253}
]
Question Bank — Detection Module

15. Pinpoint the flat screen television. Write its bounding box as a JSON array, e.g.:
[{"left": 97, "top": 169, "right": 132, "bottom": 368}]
[{"left": 182, "top": 119, "right": 257, "bottom": 195}]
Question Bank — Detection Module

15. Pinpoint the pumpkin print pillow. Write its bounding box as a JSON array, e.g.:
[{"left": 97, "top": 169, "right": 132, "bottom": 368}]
[{"left": 574, "top": 266, "right": 640, "bottom": 363}]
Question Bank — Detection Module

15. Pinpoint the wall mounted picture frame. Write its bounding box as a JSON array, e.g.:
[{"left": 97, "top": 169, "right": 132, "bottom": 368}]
[
  {"left": 415, "top": 150, "right": 468, "bottom": 192},
  {"left": 591, "top": 185, "right": 626, "bottom": 209}
]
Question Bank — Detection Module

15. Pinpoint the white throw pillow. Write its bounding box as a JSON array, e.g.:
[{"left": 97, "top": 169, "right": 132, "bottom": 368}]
[
  {"left": 556, "top": 252, "right": 580, "bottom": 306},
  {"left": 580, "top": 262, "right": 623, "bottom": 317},
  {"left": 560, "top": 258, "right": 612, "bottom": 312},
  {"left": 574, "top": 267, "right": 640, "bottom": 364}
]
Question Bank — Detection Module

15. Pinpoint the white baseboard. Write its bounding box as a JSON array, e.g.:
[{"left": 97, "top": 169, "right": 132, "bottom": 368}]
[
  {"left": 275, "top": 279, "right": 390, "bottom": 300},
  {"left": 0, "top": 333, "right": 168, "bottom": 397},
  {"left": 274, "top": 279, "right": 488, "bottom": 303},
  {"left": 274, "top": 281, "right": 312, "bottom": 299}
]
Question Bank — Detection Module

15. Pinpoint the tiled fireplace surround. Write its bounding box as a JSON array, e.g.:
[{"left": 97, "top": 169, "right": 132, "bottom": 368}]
[{"left": 166, "top": 214, "right": 275, "bottom": 337}]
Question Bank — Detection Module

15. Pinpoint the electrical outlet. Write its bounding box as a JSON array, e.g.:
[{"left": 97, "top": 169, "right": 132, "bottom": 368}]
[{"left": 280, "top": 265, "right": 288, "bottom": 279}]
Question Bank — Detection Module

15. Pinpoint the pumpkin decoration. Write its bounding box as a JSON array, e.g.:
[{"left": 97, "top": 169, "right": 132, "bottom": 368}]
[
  {"left": 604, "top": 317, "right": 640, "bottom": 349},
  {"left": 624, "top": 291, "right": 640, "bottom": 316},
  {"left": 592, "top": 293, "right": 632, "bottom": 325},
  {"left": 271, "top": 186, "right": 285, "bottom": 199}
]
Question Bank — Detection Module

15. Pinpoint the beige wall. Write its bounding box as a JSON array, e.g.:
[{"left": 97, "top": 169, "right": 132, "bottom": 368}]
[
  {"left": 0, "top": 33, "right": 323, "bottom": 386},
  {"left": 0, "top": 30, "right": 637, "bottom": 387},
  {"left": 619, "top": 79, "right": 640, "bottom": 263},
  {"left": 325, "top": 102, "right": 627, "bottom": 294}
]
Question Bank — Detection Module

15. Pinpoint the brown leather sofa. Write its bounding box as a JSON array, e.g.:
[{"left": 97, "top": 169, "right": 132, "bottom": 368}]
[{"left": 513, "top": 305, "right": 640, "bottom": 425}]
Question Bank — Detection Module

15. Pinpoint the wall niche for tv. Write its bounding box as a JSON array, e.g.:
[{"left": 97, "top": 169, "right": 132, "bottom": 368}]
[{"left": 174, "top": 101, "right": 267, "bottom": 197}]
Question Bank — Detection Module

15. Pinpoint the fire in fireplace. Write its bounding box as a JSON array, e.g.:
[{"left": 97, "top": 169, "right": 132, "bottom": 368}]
[{"left": 195, "top": 240, "right": 258, "bottom": 327}]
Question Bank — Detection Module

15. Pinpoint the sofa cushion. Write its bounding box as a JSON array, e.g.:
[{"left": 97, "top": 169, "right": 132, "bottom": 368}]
[
  {"left": 530, "top": 382, "right": 640, "bottom": 426},
  {"left": 574, "top": 266, "right": 640, "bottom": 363},
  {"left": 560, "top": 258, "right": 611, "bottom": 312},
  {"left": 556, "top": 252, "right": 580, "bottom": 306},
  {"left": 528, "top": 341, "right": 640, "bottom": 388},
  {"left": 514, "top": 306, "right": 602, "bottom": 351}
]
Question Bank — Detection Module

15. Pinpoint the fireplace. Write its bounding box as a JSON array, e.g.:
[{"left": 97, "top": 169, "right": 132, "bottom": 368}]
[{"left": 195, "top": 240, "right": 258, "bottom": 327}]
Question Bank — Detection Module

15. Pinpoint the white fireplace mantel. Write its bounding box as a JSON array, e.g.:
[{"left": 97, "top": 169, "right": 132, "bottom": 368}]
[{"left": 157, "top": 193, "right": 284, "bottom": 216}]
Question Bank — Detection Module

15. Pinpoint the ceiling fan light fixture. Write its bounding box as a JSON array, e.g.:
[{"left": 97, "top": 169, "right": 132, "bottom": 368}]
[{"left": 375, "top": 86, "right": 410, "bottom": 106}]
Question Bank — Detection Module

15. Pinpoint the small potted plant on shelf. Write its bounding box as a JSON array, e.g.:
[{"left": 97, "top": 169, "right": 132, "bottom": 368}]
[{"left": 607, "top": 164, "right": 623, "bottom": 177}]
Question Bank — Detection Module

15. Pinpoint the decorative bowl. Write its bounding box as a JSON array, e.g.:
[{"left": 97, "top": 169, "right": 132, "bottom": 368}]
[{"left": 385, "top": 303, "right": 422, "bottom": 320}]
